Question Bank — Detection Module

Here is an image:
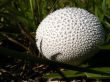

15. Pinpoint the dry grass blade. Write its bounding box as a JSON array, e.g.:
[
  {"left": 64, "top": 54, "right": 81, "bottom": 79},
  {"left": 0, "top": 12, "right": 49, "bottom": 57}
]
[{"left": 1, "top": 32, "right": 29, "bottom": 51}]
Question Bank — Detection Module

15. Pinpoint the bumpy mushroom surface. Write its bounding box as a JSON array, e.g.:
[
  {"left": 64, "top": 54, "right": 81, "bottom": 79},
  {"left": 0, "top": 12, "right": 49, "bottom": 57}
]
[{"left": 36, "top": 7, "right": 105, "bottom": 66}]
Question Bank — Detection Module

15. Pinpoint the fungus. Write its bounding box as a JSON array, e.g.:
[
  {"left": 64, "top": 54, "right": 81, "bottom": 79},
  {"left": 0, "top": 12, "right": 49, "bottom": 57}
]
[{"left": 36, "top": 7, "right": 105, "bottom": 66}]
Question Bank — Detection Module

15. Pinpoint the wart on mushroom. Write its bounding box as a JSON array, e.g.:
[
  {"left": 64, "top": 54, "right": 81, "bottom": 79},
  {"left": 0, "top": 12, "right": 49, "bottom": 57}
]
[{"left": 36, "top": 7, "right": 105, "bottom": 66}]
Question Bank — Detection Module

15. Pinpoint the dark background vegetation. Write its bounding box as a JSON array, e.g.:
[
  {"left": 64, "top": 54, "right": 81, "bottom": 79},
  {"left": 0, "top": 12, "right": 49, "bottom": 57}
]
[{"left": 0, "top": 0, "right": 110, "bottom": 81}]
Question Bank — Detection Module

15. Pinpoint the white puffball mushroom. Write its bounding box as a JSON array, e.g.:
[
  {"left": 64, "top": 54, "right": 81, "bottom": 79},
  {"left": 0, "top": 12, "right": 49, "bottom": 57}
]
[{"left": 36, "top": 7, "right": 105, "bottom": 66}]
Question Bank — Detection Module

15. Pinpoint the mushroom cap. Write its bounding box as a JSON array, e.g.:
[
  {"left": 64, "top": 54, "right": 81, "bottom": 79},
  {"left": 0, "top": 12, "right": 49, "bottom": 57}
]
[{"left": 36, "top": 7, "right": 105, "bottom": 66}]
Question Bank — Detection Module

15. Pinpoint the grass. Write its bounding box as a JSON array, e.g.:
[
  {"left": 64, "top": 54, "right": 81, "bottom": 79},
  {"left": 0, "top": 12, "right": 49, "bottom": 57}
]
[{"left": 0, "top": 0, "right": 110, "bottom": 81}]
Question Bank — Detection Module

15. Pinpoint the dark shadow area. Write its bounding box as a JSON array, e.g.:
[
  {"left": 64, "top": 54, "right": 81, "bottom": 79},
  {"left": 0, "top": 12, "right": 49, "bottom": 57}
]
[{"left": 87, "top": 50, "right": 110, "bottom": 67}]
